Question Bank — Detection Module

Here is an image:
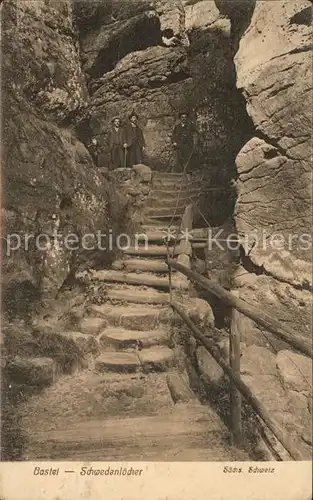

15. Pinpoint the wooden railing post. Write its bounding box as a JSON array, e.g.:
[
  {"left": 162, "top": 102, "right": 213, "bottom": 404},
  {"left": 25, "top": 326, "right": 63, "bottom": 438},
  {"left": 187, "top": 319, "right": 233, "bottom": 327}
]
[{"left": 230, "top": 290, "right": 242, "bottom": 446}]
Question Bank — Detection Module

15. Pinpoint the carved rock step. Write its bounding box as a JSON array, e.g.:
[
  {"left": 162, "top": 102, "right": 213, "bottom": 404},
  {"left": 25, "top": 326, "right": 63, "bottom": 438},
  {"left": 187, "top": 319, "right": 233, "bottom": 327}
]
[
  {"left": 122, "top": 243, "right": 191, "bottom": 258},
  {"left": 145, "top": 214, "right": 183, "bottom": 222},
  {"left": 122, "top": 244, "right": 174, "bottom": 257},
  {"left": 88, "top": 304, "right": 170, "bottom": 331},
  {"left": 98, "top": 327, "right": 170, "bottom": 350},
  {"left": 95, "top": 347, "right": 174, "bottom": 374},
  {"left": 90, "top": 270, "right": 188, "bottom": 290},
  {"left": 134, "top": 230, "right": 170, "bottom": 243},
  {"left": 152, "top": 187, "right": 203, "bottom": 197},
  {"left": 104, "top": 286, "right": 170, "bottom": 304},
  {"left": 96, "top": 352, "right": 140, "bottom": 373},
  {"left": 145, "top": 206, "right": 186, "bottom": 217},
  {"left": 138, "top": 346, "right": 175, "bottom": 372},
  {"left": 142, "top": 224, "right": 179, "bottom": 233},
  {"left": 112, "top": 258, "right": 171, "bottom": 273},
  {"left": 152, "top": 178, "right": 204, "bottom": 190},
  {"left": 147, "top": 194, "right": 199, "bottom": 208}
]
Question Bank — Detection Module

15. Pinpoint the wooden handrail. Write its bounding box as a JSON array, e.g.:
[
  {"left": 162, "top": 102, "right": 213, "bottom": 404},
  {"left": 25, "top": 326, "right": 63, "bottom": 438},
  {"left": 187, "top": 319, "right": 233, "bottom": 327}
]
[
  {"left": 167, "top": 259, "right": 313, "bottom": 359},
  {"left": 171, "top": 301, "right": 304, "bottom": 461}
]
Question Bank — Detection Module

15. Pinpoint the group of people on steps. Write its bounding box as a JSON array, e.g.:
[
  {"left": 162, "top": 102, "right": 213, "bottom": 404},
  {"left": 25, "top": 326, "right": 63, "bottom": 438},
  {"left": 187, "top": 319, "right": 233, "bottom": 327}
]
[{"left": 105, "top": 111, "right": 198, "bottom": 171}]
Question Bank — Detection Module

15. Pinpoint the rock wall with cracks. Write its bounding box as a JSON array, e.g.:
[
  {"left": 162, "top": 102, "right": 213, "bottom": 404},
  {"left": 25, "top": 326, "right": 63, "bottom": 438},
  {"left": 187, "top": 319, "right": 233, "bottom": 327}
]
[
  {"left": 228, "top": 0, "right": 312, "bottom": 345},
  {"left": 212, "top": 0, "right": 312, "bottom": 457},
  {"left": 1, "top": 0, "right": 130, "bottom": 318}
]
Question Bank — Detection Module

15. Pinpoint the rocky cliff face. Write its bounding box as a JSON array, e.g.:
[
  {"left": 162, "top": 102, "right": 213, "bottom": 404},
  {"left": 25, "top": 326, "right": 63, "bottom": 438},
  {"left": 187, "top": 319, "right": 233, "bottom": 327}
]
[
  {"left": 2, "top": 0, "right": 128, "bottom": 318},
  {"left": 229, "top": 0, "right": 312, "bottom": 346},
  {"left": 214, "top": 0, "right": 312, "bottom": 456}
]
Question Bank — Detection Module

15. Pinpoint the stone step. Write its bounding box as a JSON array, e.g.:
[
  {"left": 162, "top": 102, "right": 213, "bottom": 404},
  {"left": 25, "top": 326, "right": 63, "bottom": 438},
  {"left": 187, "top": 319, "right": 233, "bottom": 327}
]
[
  {"left": 122, "top": 243, "right": 190, "bottom": 258},
  {"left": 88, "top": 304, "right": 170, "bottom": 331},
  {"left": 139, "top": 346, "right": 175, "bottom": 372},
  {"left": 98, "top": 327, "right": 170, "bottom": 350},
  {"left": 95, "top": 346, "right": 175, "bottom": 374},
  {"left": 135, "top": 230, "right": 169, "bottom": 243},
  {"left": 112, "top": 258, "right": 171, "bottom": 273},
  {"left": 145, "top": 206, "right": 186, "bottom": 217},
  {"left": 151, "top": 187, "right": 202, "bottom": 197},
  {"left": 96, "top": 352, "right": 140, "bottom": 373},
  {"left": 152, "top": 178, "right": 204, "bottom": 190},
  {"left": 145, "top": 214, "right": 183, "bottom": 223},
  {"left": 142, "top": 224, "right": 179, "bottom": 233},
  {"left": 147, "top": 194, "right": 199, "bottom": 208},
  {"left": 23, "top": 403, "right": 244, "bottom": 460},
  {"left": 104, "top": 286, "right": 170, "bottom": 304},
  {"left": 128, "top": 231, "right": 176, "bottom": 245},
  {"left": 122, "top": 244, "right": 174, "bottom": 257},
  {"left": 90, "top": 270, "right": 188, "bottom": 290}
]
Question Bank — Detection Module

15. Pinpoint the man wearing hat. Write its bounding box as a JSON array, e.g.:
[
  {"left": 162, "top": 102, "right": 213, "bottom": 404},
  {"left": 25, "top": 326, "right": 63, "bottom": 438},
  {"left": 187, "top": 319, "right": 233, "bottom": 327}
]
[
  {"left": 108, "top": 116, "right": 125, "bottom": 169},
  {"left": 171, "top": 112, "right": 198, "bottom": 171},
  {"left": 123, "top": 112, "right": 146, "bottom": 167}
]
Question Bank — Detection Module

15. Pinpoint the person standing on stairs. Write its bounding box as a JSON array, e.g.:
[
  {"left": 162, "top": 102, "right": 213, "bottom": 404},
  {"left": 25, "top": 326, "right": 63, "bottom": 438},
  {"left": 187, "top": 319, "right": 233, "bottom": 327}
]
[
  {"left": 123, "top": 112, "right": 146, "bottom": 167},
  {"left": 108, "top": 117, "right": 125, "bottom": 169},
  {"left": 171, "top": 112, "right": 198, "bottom": 172}
]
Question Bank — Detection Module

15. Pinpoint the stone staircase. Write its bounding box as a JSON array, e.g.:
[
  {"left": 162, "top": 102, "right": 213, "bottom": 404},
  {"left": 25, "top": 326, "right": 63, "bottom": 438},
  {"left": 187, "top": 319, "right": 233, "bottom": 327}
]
[{"left": 19, "top": 171, "right": 249, "bottom": 461}]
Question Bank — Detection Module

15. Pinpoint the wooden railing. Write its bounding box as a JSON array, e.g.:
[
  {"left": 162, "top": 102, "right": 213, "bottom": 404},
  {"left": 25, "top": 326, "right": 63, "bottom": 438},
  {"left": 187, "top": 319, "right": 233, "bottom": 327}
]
[{"left": 166, "top": 203, "right": 312, "bottom": 461}]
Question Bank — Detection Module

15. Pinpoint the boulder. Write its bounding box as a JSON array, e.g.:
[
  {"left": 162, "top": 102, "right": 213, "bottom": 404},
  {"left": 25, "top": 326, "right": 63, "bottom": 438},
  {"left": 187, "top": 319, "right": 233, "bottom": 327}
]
[
  {"left": 166, "top": 371, "right": 195, "bottom": 404},
  {"left": 59, "top": 331, "right": 100, "bottom": 357},
  {"left": 276, "top": 351, "right": 312, "bottom": 393},
  {"left": 188, "top": 298, "right": 215, "bottom": 331},
  {"left": 6, "top": 356, "right": 56, "bottom": 387},
  {"left": 132, "top": 164, "right": 152, "bottom": 183},
  {"left": 185, "top": 0, "right": 229, "bottom": 33},
  {"left": 196, "top": 346, "right": 224, "bottom": 387}
]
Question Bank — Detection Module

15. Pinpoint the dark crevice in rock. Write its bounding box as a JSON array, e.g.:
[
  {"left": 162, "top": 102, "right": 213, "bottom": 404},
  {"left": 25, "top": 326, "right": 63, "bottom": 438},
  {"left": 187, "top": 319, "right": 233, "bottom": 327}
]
[
  {"left": 289, "top": 44, "right": 313, "bottom": 55},
  {"left": 148, "top": 70, "right": 191, "bottom": 88},
  {"left": 263, "top": 148, "right": 280, "bottom": 160},
  {"left": 82, "top": 13, "right": 162, "bottom": 79},
  {"left": 266, "top": 82, "right": 295, "bottom": 98},
  {"left": 214, "top": 0, "right": 257, "bottom": 52},
  {"left": 253, "top": 130, "right": 289, "bottom": 158},
  {"left": 290, "top": 7, "right": 312, "bottom": 27}
]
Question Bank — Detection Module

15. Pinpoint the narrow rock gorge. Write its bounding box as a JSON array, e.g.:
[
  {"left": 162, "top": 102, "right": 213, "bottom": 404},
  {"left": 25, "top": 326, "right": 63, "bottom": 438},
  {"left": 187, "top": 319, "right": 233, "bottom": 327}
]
[{"left": 1, "top": 0, "right": 312, "bottom": 465}]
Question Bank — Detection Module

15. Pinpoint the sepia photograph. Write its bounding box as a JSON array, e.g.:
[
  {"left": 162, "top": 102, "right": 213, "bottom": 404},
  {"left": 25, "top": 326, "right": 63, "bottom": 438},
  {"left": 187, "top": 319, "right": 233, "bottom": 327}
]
[{"left": 0, "top": 0, "right": 312, "bottom": 492}]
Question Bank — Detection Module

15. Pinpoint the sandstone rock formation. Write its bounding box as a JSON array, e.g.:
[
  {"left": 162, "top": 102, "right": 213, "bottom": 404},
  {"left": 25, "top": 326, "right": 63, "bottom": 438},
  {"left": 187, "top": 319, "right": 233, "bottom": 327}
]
[
  {"left": 227, "top": 0, "right": 313, "bottom": 347},
  {"left": 212, "top": 0, "right": 312, "bottom": 456},
  {"left": 2, "top": 0, "right": 126, "bottom": 316}
]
